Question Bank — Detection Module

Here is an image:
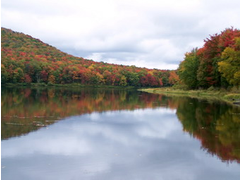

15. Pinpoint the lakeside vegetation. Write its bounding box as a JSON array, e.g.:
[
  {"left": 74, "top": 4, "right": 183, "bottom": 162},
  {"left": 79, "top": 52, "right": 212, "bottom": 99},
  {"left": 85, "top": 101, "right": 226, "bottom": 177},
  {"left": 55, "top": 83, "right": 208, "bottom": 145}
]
[
  {"left": 1, "top": 27, "right": 239, "bottom": 96},
  {"left": 140, "top": 87, "right": 240, "bottom": 104},
  {"left": 141, "top": 27, "right": 240, "bottom": 103},
  {"left": 178, "top": 27, "right": 240, "bottom": 89},
  {"left": 1, "top": 27, "right": 178, "bottom": 88}
]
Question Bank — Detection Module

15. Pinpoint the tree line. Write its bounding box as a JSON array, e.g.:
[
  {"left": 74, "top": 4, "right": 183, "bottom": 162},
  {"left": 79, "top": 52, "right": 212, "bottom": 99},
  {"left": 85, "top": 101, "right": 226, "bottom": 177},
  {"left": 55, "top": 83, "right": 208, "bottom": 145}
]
[
  {"left": 1, "top": 27, "right": 179, "bottom": 87},
  {"left": 178, "top": 27, "right": 240, "bottom": 89}
]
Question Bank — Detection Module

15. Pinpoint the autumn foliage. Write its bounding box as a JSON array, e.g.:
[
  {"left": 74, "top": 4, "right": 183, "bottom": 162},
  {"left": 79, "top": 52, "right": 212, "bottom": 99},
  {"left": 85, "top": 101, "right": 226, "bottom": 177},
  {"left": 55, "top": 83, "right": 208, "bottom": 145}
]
[
  {"left": 178, "top": 27, "right": 240, "bottom": 89},
  {"left": 1, "top": 27, "right": 178, "bottom": 87}
]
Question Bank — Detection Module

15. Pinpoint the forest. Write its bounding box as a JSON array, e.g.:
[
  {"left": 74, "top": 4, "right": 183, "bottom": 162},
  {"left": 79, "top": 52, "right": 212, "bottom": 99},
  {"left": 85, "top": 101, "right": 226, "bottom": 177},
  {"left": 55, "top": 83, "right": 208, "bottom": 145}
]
[
  {"left": 178, "top": 27, "right": 240, "bottom": 89},
  {"left": 1, "top": 27, "right": 179, "bottom": 87},
  {"left": 2, "top": 27, "right": 239, "bottom": 89}
]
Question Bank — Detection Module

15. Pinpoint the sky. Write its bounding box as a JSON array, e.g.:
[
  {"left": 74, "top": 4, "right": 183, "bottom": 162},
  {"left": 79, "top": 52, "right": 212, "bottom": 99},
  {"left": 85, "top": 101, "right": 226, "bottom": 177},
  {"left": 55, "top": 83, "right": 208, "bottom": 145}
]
[{"left": 1, "top": 0, "right": 240, "bottom": 70}]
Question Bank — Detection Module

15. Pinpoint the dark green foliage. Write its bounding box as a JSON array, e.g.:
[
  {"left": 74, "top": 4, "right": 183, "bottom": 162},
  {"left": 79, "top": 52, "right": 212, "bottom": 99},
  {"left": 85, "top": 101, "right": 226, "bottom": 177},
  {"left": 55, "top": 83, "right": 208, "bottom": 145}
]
[{"left": 178, "top": 48, "right": 199, "bottom": 89}]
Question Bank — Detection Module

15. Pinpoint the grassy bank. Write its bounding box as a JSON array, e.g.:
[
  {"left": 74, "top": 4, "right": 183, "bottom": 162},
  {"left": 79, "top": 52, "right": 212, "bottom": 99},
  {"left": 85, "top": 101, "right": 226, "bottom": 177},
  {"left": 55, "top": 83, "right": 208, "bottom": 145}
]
[{"left": 139, "top": 87, "right": 240, "bottom": 104}]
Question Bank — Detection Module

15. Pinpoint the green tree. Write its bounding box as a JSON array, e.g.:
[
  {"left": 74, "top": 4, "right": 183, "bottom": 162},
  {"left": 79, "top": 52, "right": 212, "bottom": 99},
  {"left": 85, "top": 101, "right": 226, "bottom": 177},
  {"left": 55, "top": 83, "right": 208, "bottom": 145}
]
[
  {"left": 127, "top": 72, "right": 140, "bottom": 87},
  {"left": 178, "top": 48, "right": 199, "bottom": 89}
]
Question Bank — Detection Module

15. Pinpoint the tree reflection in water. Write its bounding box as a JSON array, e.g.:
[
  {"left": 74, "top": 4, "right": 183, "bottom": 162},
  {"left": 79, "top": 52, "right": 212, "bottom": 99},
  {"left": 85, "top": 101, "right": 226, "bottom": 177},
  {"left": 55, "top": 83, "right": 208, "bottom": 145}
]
[
  {"left": 1, "top": 87, "right": 240, "bottom": 163},
  {"left": 176, "top": 97, "right": 240, "bottom": 163}
]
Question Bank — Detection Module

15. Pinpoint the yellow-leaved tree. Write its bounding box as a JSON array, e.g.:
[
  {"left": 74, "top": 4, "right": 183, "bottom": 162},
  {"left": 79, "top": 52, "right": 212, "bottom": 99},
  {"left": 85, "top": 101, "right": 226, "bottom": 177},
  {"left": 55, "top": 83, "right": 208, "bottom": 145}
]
[{"left": 218, "top": 38, "right": 240, "bottom": 86}]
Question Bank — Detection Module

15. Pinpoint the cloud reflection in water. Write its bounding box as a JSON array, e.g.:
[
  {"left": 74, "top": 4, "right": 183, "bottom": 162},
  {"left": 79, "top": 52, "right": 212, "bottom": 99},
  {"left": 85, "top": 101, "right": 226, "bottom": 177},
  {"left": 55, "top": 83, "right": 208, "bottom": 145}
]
[{"left": 2, "top": 108, "right": 240, "bottom": 180}]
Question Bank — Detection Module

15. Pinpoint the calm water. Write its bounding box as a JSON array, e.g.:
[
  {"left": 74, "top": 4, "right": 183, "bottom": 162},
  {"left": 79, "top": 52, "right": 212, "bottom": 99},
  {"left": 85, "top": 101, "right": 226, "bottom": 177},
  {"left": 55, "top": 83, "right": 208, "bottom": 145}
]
[{"left": 1, "top": 87, "right": 240, "bottom": 180}]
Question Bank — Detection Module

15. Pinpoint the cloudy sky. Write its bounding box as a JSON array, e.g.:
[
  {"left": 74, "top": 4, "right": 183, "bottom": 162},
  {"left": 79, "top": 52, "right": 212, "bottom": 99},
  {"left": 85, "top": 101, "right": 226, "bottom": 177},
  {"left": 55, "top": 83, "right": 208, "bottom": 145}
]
[{"left": 2, "top": 0, "right": 240, "bottom": 69}]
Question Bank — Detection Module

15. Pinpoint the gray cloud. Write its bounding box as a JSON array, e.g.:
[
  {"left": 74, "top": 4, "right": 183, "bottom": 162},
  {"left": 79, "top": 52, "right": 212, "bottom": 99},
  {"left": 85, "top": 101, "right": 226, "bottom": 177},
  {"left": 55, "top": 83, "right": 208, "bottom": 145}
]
[{"left": 2, "top": 0, "right": 240, "bottom": 69}]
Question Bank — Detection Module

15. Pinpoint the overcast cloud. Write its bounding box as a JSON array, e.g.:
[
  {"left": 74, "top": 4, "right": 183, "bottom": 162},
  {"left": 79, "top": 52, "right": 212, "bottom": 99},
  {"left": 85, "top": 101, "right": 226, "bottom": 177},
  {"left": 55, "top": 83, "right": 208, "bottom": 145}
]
[{"left": 2, "top": 0, "right": 240, "bottom": 69}]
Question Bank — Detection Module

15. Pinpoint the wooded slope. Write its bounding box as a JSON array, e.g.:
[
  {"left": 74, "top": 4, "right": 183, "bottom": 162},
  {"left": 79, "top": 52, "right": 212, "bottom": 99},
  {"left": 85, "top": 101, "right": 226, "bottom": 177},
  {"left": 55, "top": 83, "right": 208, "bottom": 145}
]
[{"left": 1, "top": 27, "right": 178, "bottom": 87}]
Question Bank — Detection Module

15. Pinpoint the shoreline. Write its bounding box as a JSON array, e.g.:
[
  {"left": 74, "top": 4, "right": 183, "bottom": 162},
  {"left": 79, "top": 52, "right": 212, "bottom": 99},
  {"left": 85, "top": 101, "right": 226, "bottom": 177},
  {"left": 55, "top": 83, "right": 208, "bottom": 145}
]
[{"left": 139, "top": 88, "right": 240, "bottom": 105}]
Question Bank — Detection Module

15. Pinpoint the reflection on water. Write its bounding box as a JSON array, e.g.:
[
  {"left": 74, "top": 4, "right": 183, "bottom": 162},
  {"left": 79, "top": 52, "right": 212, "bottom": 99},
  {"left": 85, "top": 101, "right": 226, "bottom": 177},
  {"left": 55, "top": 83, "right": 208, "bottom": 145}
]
[
  {"left": 1, "top": 87, "right": 176, "bottom": 139},
  {"left": 1, "top": 87, "right": 240, "bottom": 180},
  {"left": 176, "top": 98, "right": 240, "bottom": 163}
]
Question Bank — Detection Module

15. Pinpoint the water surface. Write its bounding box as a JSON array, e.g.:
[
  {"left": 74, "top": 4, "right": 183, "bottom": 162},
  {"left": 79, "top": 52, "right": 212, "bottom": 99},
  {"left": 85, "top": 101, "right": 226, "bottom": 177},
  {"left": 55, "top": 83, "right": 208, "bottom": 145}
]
[{"left": 1, "top": 87, "right": 240, "bottom": 180}]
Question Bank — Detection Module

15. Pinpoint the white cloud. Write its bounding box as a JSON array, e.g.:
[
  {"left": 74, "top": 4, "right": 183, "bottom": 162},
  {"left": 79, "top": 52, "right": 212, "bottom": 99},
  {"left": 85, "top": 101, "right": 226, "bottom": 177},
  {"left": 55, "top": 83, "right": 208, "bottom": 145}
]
[{"left": 2, "top": 0, "right": 240, "bottom": 69}]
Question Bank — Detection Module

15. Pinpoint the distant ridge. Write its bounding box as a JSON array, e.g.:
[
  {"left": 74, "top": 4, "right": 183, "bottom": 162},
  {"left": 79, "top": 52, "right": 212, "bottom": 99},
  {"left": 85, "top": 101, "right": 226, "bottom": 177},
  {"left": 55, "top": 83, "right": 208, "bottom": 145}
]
[{"left": 1, "top": 27, "right": 179, "bottom": 86}]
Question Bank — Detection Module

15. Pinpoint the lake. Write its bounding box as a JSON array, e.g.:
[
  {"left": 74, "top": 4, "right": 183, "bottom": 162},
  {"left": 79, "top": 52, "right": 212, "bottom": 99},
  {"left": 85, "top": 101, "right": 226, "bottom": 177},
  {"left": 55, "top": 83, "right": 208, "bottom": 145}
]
[{"left": 1, "top": 87, "right": 240, "bottom": 180}]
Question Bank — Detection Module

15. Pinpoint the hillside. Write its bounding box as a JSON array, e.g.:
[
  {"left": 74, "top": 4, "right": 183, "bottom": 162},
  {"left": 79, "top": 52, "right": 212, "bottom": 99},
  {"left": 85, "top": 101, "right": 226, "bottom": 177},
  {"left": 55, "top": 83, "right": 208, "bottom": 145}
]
[{"left": 1, "top": 27, "right": 178, "bottom": 87}]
